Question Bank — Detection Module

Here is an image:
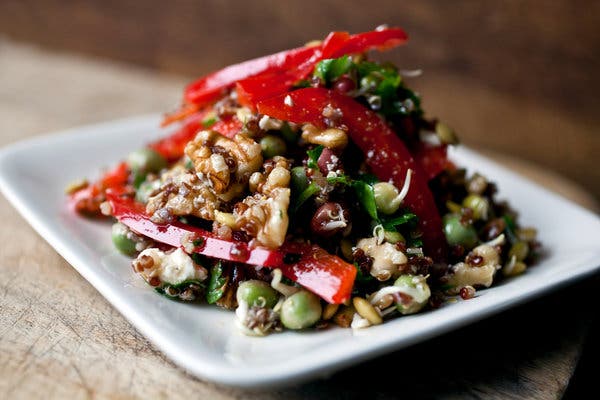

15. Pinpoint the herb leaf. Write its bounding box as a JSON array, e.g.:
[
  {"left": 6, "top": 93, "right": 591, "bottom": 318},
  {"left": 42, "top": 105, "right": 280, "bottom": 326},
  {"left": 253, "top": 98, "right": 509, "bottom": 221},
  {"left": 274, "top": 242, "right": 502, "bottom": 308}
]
[
  {"left": 315, "top": 56, "right": 353, "bottom": 83},
  {"left": 352, "top": 181, "right": 378, "bottom": 220},
  {"left": 381, "top": 213, "right": 417, "bottom": 230},
  {"left": 292, "top": 182, "right": 321, "bottom": 212},
  {"left": 206, "top": 262, "right": 227, "bottom": 304},
  {"left": 306, "top": 145, "right": 324, "bottom": 169}
]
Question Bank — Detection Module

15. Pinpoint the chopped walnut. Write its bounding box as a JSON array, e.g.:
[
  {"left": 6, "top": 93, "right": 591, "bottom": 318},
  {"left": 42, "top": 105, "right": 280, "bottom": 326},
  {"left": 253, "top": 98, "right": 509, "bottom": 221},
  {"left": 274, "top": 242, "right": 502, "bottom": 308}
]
[
  {"left": 146, "top": 165, "right": 220, "bottom": 223},
  {"left": 356, "top": 237, "right": 408, "bottom": 281},
  {"left": 184, "top": 130, "right": 262, "bottom": 200},
  {"left": 232, "top": 157, "right": 291, "bottom": 248}
]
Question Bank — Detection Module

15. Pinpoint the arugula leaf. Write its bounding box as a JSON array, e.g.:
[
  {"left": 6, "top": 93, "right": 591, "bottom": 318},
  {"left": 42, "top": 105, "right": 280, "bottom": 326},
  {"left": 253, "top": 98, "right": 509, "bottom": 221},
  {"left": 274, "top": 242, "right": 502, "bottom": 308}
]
[
  {"left": 315, "top": 56, "right": 353, "bottom": 83},
  {"left": 352, "top": 181, "right": 378, "bottom": 220},
  {"left": 381, "top": 213, "right": 417, "bottom": 230},
  {"left": 306, "top": 145, "right": 324, "bottom": 169},
  {"left": 292, "top": 182, "right": 321, "bottom": 213},
  {"left": 206, "top": 262, "right": 227, "bottom": 304}
]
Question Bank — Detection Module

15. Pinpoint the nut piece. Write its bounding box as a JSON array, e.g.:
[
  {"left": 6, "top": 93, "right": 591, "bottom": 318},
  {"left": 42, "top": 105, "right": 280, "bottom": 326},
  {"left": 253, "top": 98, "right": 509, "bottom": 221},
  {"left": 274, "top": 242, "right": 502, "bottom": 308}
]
[
  {"left": 185, "top": 129, "right": 262, "bottom": 196},
  {"left": 146, "top": 165, "right": 220, "bottom": 223},
  {"left": 356, "top": 237, "right": 407, "bottom": 281},
  {"left": 233, "top": 157, "right": 291, "bottom": 248},
  {"left": 352, "top": 297, "right": 382, "bottom": 325},
  {"left": 301, "top": 124, "right": 348, "bottom": 149}
]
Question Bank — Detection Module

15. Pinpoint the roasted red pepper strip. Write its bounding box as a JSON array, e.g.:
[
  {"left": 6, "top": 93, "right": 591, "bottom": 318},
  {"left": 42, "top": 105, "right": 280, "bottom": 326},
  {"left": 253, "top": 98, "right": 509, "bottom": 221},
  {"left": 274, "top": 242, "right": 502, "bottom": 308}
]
[
  {"left": 257, "top": 88, "right": 447, "bottom": 261},
  {"left": 279, "top": 243, "right": 356, "bottom": 304},
  {"left": 236, "top": 28, "right": 408, "bottom": 109},
  {"left": 69, "top": 162, "right": 130, "bottom": 216},
  {"left": 105, "top": 191, "right": 355, "bottom": 303},
  {"left": 149, "top": 112, "right": 206, "bottom": 162},
  {"left": 183, "top": 27, "right": 408, "bottom": 114},
  {"left": 413, "top": 143, "right": 455, "bottom": 181},
  {"left": 150, "top": 112, "right": 242, "bottom": 161},
  {"left": 325, "top": 27, "right": 408, "bottom": 58},
  {"left": 184, "top": 45, "right": 318, "bottom": 107}
]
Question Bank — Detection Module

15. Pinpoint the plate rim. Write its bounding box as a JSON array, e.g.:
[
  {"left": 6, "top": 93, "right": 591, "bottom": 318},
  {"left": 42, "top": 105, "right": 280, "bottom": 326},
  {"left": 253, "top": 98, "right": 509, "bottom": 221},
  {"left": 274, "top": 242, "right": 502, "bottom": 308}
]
[{"left": 1, "top": 114, "right": 599, "bottom": 388}]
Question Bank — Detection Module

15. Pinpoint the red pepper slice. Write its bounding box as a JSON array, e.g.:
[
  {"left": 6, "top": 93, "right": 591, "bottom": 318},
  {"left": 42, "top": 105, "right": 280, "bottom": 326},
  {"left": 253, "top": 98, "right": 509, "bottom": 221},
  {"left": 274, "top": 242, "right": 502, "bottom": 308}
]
[
  {"left": 257, "top": 88, "right": 447, "bottom": 261},
  {"left": 325, "top": 27, "right": 408, "bottom": 58},
  {"left": 105, "top": 191, "right": 356, "bottom": 303},
  {"left": 149, "top": 112, "right": 206, "bottom": 162},
  {"left": 279, "top": 243, "right": 356, "bottom": 305},
  {"left": 69, "top": 162, "right": 130, "bottom": 216},
  {"left": 150, "top": 112, "right": 243, "bottom": 161},
  {"left": 236, "top": 28, "right": 408, "bottom": 109},
  {"left": 180, "top": 27, "right": 409, "bottom": 116},
  {"left": 413, "top": 143, "right": 454, "bottom": 181},
  {"left": 184, "top": 45, "right": 319, "bottom": 107}
]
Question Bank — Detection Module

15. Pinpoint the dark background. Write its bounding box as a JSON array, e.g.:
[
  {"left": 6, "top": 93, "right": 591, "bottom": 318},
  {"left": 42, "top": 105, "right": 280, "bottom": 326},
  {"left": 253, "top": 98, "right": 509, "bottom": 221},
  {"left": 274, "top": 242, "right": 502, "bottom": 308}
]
[{"left": 1, "top": 0, "right": 598, "bottom": 201}]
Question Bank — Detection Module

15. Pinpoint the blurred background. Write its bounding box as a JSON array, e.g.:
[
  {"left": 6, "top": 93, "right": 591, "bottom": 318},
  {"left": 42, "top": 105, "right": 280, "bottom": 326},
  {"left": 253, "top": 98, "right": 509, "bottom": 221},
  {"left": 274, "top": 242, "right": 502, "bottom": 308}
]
[{"left": 0, "top": 0, "right": 598, "bottom": 201}]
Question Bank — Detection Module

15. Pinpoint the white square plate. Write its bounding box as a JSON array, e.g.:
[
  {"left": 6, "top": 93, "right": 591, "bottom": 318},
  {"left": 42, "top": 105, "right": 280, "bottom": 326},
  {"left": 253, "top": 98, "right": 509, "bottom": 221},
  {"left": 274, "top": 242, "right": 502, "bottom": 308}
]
[{"left": 1, "top": 115, "right": 599, "bottom": 388}]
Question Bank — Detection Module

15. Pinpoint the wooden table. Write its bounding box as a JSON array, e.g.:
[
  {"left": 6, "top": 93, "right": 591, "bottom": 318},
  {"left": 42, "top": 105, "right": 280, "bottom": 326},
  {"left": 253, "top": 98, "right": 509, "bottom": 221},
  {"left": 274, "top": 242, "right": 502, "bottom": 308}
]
[{"left": 1, "top": 38, "right": 598, "bottom": 399}]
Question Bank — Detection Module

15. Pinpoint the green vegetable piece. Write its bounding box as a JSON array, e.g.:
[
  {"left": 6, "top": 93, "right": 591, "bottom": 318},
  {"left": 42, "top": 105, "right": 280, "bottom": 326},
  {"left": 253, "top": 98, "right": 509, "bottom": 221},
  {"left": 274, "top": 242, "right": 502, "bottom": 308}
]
[
  {"left": 292, "top": 182, "right": 320, "bottom": 212},
  {"left": 111, "top": 222, "right": 137, "bottom": 256},
  {"left": 126, "top": 148, "right": 167, "bottom": 173},
  {"left": 236, "top": 280, "right": 279, "bottom": 308},
  {"left": 315, "top": 55, "right": 353, "bottom": 83},
  {"left": 373, "top": 182, "right": 401, "bottom": 215},
  {"left": 206, "top": 262, "right": 227, "bottom": 304},
  {"left": 380, "top": 212, "right": 417, "bottom": 231},
  {"left": 462, "top": 194, "right": 489, "bottom": 220},
  {"left": 290, "top": 166, "right": 309, "bottom": 194},
  {"left": 352, "top": 181, "right": 378, "bottom": 220},
  {"left": 509, "top": 241, "right": 529, "bottom": 262},
  {"left": 443, "top": 213, "right": 478, "bottom": 249},
  {"left": 280, "top": 122, "right": 298, "bottom": 143},
  {"left": 306, "top": 145, "right": 324, "bottom": 169},
  {"left": 280, "top": 290, "right": 322, "bottom": 330},
  {"left": 260, "top": 135, "right": 287, "bottom": 158},
  {"left": 393, "top": 274, "right": 431, "bottom": 314}
]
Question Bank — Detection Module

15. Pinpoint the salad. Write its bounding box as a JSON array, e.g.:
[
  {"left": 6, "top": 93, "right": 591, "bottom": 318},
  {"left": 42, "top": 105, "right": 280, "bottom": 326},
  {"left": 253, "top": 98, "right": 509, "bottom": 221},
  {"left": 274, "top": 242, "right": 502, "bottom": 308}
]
[{"left": 67, "top": 26, "right": 540, "bottom": 336}]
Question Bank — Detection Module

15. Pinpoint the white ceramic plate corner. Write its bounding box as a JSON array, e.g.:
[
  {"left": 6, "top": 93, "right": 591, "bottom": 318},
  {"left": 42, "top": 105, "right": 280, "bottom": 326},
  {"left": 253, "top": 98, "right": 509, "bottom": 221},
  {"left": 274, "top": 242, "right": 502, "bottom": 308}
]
[{"left": 1, "top": 114, "right": 599, "bottom": 388}]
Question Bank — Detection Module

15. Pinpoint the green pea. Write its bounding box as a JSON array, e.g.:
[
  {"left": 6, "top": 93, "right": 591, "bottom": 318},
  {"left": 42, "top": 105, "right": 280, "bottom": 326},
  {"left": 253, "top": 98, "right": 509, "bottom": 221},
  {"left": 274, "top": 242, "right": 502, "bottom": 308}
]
[
  {"left": 443, "top": 213, "right": 478, "bottom": 249},
  {"left": 260, "top": 135, "right": 287, "bottom": 158},
  {"left": 373, "top": 182, "right": 400, "bottom": 215},
  {"left": 508, "top": 241, "right": 529, "bottom": 262},
  {"left": 111, "top": 222, "right": 137, "bottom": 256},
  {"left": 236, "top": 280, "right": 279, "bottom": 308},
  {"left": 290, "top": 166, "right": 309, "bottom": 193},
  {"left": 462, "top": 194, "right": 489, "bottom": 220},
  {"left": 393, "top": 274, "right": 431, "bottom": 315},
  {"left": 127, "top": 148, "right": 167, "bottom": 173},
  {"left": 280, "top": 290, "right": 322, "bottom": 330}
]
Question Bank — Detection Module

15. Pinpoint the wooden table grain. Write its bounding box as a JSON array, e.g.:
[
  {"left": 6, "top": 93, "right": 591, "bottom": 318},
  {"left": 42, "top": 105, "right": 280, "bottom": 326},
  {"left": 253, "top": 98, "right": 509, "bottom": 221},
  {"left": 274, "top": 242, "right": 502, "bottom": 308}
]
[{"left": 0, "top": 39, "right": 598, "bottom": 399}]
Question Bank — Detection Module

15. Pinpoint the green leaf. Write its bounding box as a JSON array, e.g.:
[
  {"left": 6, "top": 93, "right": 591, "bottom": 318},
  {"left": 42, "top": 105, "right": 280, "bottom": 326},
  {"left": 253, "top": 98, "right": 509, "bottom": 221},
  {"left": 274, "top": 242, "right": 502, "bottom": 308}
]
[
  {"left": 202, "top": 115, "right": 217, "bottom": 128},
  {"left": 381, "top": 213, "right": 417, "bottom": 231},
  {"left": 292, "top": 182, "right": 321, "bottom": 213},
  {"left": 306, "top": 145, "right": 324, "bottom": 169},
  {"left": 326, "top": 174, "right": 353, "bottom": 186},
  {"left": 206, "top": 262, "right": 227, "bottom": 304},
  {"left": 352, "top": 181, "right": 378, "bottom": 220},
  {"left": 315, "top": 56, "right": 354, "bottom": 83}
]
